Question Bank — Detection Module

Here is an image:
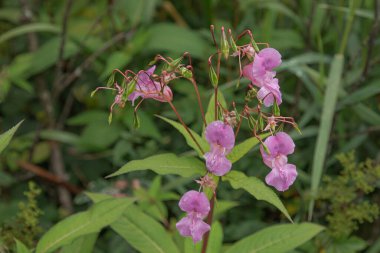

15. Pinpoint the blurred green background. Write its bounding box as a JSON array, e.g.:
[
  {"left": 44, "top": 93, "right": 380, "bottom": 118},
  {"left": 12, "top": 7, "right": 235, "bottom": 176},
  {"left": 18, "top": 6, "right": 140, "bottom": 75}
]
[{"left": 0, "top": 0, "right": 379, "bottom": 252}]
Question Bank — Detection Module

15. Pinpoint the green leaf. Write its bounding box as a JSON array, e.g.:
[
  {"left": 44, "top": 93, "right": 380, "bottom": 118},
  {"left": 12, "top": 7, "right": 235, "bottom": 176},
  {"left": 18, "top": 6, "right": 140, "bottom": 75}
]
[
  {"left": 225, "top": 223, "right": 324, "bottom": 253},
  {"left": 88, "top": 193, "right": 180, "bottom": 253},
  {"left": 338, "top": 80, "right": 380, "bottom": 109},
  {"left": 60, "top": 233, "right": 98, "bottom": 253},
  {"left": 0, "top": 23, "right": 59, "bottom": 44},
  {"left": 156, "top": 115, "right": 208, "bottom": 156},
  {"left": 15, "top": 239, "right": 31, "bottom": 253},
  {"left": 205, "top": 91, "right": 227, "bottom": 125},
  {"left": 145, "top": 23, "right": 210, "bottom": 59},
  {"left": 206, "top": 221, "right": 223, "bottom": 253},
  {"left": 0, "top": 120, "right": 23, "bottom": 154},
  {"left": 227, "top": 134, "right": 270, "bottom": 164},
  {"left": 36, "top": 198, "right": 134, "bottom": 253},
  {"left": 107, "top": 153, "right": 206, "bottom": 178},
  {"left": 309, "top": 54, "right": 344, "bottom": 220},
  {"left": 222, "top": 171, "right": 292, "bottom": 221}
]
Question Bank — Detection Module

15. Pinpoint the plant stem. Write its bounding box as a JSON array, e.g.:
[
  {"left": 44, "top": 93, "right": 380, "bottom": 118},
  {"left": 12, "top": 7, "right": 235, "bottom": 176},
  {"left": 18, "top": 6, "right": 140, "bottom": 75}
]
[
  {"left": 201, "top": 193, "right": 216, "bottom": 253},
  {"left": 167, "top": 101, "right": 205, "bottom": 154},
  {"left": 190, "top": 78, "right": 207, "bottom": 126}
]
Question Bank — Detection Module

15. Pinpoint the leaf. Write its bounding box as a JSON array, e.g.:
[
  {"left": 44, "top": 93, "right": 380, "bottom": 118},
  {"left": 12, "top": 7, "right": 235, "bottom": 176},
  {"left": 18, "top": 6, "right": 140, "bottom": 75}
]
[
  {"left": 60, "top": 233, "right": 98, "bottom": 253},
  {"left": 225, "top": 223, "right": 324, "bottom": 253},
  {"left": 35, "top": 198, "right": 134, "bottom": 253},
  {"left": 107, "top": 153, "right": 206, "bottom": 178},
  {"left": 40, "top": 130, "right": 79, "bottom": 145},
  {"left": 156, "top": 115, "right": 208, "bottom": 156},
  {"left": 145, "top": 23, "right": 211, "bottom": 59},
  {"left": 227, "top": 134, "right": 270, "bottom": 164},
  {"left": 15, "top": 239, "right": 31, "bottom": 253},
  {"left": 0, "top": 120, "right": 23, "bottom": 154},
  {"left": 0, "top": 23, "right": 59, "bottom": 44},
  {"left": 87, "top": 193, "right": 180, "bottom": 253},
  {"left": 205, "top": 91, "right": 227, "bottom": 125},
  {"left": 222, "top": 171, "right": 292, "bottom": 221},
  {"left": 206, "top": 221, "right": 223, "bottom": 253},
  {"left": 338, "top": 80, "right": 380, "bottom": 109},
  {"left": 309, "top": 54, "right": 344, "bottom": 220}
]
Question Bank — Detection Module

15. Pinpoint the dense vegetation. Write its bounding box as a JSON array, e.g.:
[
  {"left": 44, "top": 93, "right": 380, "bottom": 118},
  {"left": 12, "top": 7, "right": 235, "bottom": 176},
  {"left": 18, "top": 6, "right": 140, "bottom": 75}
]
[{"left": 0, "top": 0, "right": 379, "bottom": 252}]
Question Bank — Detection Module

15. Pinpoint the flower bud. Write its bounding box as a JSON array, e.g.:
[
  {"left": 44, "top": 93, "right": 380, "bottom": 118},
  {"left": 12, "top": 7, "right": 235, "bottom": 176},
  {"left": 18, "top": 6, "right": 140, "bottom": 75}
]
[{"left": 179, "top": 66, "right": 193, "bottom": 79}]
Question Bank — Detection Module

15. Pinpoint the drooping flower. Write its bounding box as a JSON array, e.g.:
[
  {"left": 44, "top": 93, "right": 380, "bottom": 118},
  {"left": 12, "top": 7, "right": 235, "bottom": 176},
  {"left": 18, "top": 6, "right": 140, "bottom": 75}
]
[
  {"left": 204, "top": 121, "right": 235, "bottom": 176},
  {"left": 176, "top": 190, "right": 210, "bottom": 243},
  {"left": 243, "top": 48, "right": 282, "bottom": 106},
  {"left": 128, "top": 65, "right": 173, "bottom": 105},
  {"left": 260, "top": 132, "right": 297, "bottom": 191}
]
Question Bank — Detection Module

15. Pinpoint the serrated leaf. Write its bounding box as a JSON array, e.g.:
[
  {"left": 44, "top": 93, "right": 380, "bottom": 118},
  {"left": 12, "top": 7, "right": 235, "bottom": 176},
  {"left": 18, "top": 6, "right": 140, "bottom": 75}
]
[
  {"left": 156, "top": 115, "right": 208, "bottom": 156},
  {"left": 107, "top": 153, "right": 206, "bottom": 178},
  {"left": 36, "top": 198, "right": 134, "bottom": 253},
  {"left": 87, "top": 193, "right": 180, "bottom": 253},
  {"left": 225, "top": 223, "right": 324, "bottom": 253},
  {"left": 0, "top": 120, "right": 23, "bottom": 154},
  {"left": 227, "top": 134, "right": 270, "bottom": 164},
  {"left": 222, "top": 171, "right": 292, "bottom": 221}
]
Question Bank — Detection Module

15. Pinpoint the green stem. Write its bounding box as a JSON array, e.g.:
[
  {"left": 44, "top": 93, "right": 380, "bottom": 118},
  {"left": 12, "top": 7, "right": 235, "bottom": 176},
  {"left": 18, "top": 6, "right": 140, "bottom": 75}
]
[{"left": 339, "top": 0, "right": 361, "bottom": 54}]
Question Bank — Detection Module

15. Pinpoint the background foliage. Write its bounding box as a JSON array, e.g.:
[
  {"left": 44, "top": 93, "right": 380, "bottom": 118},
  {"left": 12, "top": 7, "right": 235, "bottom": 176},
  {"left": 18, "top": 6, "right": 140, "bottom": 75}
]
[{"left": 0, "top": 0, "right": 379, "bottom": 252}]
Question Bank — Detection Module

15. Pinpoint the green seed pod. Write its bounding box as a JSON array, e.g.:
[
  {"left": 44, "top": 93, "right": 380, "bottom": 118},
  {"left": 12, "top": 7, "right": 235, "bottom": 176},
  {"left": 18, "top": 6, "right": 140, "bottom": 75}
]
[{"left": 209, "top": 65, "right": 218, "bottom": 88}]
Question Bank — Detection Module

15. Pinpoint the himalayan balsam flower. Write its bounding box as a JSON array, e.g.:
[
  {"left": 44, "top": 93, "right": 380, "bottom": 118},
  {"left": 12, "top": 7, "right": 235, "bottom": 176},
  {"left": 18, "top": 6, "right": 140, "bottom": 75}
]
[
  {"left": 204, "top": 121, "right": 235, "bottom": 176},
  {"left": 128, "top": 65, "right": 173, "bottom": 105},
  {"left": 243, "top": 48, "right": 282, "bottom": 106},
  {"left": 260, "top": 132, "right": 297, "bottom": 191},
  {"left": 176, "top": 190, "right": 210, "bottom": 243}
]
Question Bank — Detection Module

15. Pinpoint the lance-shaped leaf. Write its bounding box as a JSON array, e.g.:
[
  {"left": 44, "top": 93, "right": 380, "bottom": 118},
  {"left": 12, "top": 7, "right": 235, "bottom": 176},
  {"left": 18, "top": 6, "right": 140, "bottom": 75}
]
[
  {"left": 156, "top": 115, "right": 208, "bottom": 156},
  {"left": 107, "top": 153, "right": 206, "bottom": 178},
  {"left": 227, "top": 134, "right": 270, "bottom": 164},
  {"left": 0, "top": 120, "right": 23, "bottom": 154},
  {"left": 225, "top": 223, "right": 324, "bottom": 253},
  {"left": 222, "top": 171, "right": 292, "bottom": 221},
  {"left": 36, "top": 198, "right": 134, "bottom": 253},
  {"left": 87, "top": 193, "right": 180, "bottom": 253}
]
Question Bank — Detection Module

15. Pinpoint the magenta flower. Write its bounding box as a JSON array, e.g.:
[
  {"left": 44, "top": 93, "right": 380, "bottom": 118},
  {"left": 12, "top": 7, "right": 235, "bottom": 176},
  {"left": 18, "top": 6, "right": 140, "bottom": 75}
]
[
  {"left": 260, "top": 132, "right": 297, "bottom": 191},
  {"left": 176, "top": 190, "right": 210, "bottom": 243},
  {"left": 128, "top": 65, "right": 173, "bottom": 105},
  {"left": 178, "top": 190, "right": 210, "bottom": 216},
  {"left": 204, "top": 121, "right": 235, "bottom": 176},
  {"left": 242, "top": 48, "right": 282, "bottom": 106}
]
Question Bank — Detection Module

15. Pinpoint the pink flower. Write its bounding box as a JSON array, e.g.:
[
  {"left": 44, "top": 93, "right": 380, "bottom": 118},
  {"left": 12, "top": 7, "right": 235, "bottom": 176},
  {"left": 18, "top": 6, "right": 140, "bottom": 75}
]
[
  {"left": 242, "top": 48, "right": 282, "bottom": 106},
  {"left": 176, "top": 214, "right": 210, "bottom": 243},
  {"left": 176, "top": 190, "right": 210, "bottom": 243},
  {"left": 128, "top": 65, "right": 173, "bottom": 105},
  {"left": 204, "top": 150, "right": 232, "bottom": 176},
  {"left": 205, "top": 120, "right": 235, "bottom": 151},
  {"left": 260, "top": 132, "right": 297, "bottom": 191},
  {"left": 178, "top": 190, "right": 210, "bottom": 217},
  {"left": 204, "top": 121, "right": 235, "bottom": 176}
]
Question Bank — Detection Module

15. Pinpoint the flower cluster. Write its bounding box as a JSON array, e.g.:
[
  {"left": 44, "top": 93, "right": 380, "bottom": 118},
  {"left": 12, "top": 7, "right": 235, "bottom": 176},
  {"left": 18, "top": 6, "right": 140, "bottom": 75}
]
[
  {"left": 243, "top": 48, "right": 282, "bottom": 107},
  {"left": 260, "top": 132, "right": 297, "bottom": 191},
  {"left": 176, "top": 190, "right": 211, "bottom": 243},
  {"left": 129, "top": 65, "right": 173, "bottom": 105},
  {"left": 204, "top": 121, "right": 235, "bottom": 176}
]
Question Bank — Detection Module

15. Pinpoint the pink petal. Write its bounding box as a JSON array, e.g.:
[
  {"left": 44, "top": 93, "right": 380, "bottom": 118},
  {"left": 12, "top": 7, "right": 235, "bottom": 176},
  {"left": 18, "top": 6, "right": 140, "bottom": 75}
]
[
  {"left": 205, "top": 121, "right": 235, "bottom": 151},
  {"left": 265, "top": 163, "right": 297, "bottom": 191},
  {"left": 190, "top": 218, "right": 210, "bottom": 243},
  {"left": 204, "top": 151, "right": 232, "bottom": 176},
  {"left": 176, "top": 216, "right": 192, "bottom": 237},
  {"left": 258, "top": 48, "right": 282, "bottom": 70},
  {"left": 178, "top": 190, "right": 210, "bottom": 217}
]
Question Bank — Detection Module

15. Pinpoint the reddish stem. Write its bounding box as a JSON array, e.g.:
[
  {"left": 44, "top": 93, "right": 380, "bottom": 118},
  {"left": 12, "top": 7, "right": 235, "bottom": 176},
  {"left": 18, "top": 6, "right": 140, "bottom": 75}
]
[
  {"left": 190, "top": 78, "right": 207, "bottom": 127},
  {"left": 201, "top": 193, "right": 216, "bottom": 253}
]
